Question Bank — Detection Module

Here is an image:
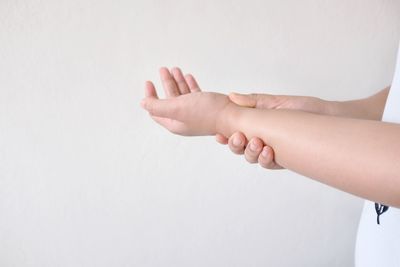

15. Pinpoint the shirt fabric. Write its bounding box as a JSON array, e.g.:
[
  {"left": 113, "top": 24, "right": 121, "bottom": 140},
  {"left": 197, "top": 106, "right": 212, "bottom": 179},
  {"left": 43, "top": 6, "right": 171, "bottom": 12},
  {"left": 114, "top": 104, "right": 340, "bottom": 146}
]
[{"left": 354, "top": 46, "right": 400, "bottom": 266}]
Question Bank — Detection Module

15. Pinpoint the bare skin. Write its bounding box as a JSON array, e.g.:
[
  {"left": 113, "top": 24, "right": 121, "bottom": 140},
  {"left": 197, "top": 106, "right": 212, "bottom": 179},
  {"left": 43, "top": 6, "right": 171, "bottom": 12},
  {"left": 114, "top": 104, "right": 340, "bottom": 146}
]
[
  {"left": 141, "top": 67, "right": 400, "bottom": 208},
  {"left": 217, "top": 88, "right": 390, "bottom": 170}
]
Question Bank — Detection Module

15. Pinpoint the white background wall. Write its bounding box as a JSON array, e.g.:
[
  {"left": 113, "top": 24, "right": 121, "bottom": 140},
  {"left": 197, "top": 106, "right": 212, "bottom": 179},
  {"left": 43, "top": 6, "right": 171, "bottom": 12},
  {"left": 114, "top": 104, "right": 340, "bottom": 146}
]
[{"left": 1, "top": 0, "right": 400, "bottom": 266}]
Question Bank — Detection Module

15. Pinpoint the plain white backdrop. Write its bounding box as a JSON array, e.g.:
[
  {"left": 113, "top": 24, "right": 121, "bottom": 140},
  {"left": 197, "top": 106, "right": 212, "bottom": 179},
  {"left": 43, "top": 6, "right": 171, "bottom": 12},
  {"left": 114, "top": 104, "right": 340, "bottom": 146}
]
[{"left": 1, "top": 0, "right": 400, "bottom": 266}]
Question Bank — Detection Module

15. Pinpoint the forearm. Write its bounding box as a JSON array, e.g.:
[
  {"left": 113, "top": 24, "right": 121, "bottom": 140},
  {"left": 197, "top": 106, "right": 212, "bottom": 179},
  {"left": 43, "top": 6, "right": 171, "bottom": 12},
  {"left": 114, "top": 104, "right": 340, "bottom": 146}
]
[
  {"left": 219, "top": 105, "right": 400, "bottom": 207},
  {"left": 327, "top": 87, "right": 390, "bottom": 120}
]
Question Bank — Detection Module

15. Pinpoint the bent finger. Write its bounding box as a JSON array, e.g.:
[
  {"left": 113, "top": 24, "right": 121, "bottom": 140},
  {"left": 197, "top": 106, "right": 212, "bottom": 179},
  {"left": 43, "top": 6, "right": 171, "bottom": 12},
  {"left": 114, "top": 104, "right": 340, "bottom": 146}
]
[
  {"left": 244, "top": 137, "right": 263, "bottom": 163},
  {"left": 228, "top": 132, "right": 247, "bottom": 155},
  {"left": 258, "top": 146, "right": 283, "bottom": 169},
  {"left": 215, "top": 133, "right": 228, "bottom": 145}
]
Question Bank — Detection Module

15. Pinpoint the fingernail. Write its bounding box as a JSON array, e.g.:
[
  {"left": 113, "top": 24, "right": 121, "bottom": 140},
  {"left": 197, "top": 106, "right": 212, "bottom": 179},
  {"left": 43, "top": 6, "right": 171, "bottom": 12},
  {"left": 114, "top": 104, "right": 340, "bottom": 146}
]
[
  {"left": 249, "top": 142, "right": 258, "bottom": 151},
  {"left": 261, "top": 148, "right": 268, "bottom": 157},
  {"left": 233, "top": 138, "right": 242, "bottom": 146}
]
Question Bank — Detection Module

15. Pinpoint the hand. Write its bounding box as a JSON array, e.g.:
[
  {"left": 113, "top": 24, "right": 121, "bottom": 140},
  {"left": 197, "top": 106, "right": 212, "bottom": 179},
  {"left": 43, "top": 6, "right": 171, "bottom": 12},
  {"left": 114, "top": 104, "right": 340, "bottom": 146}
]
[
  {"left": 216, "top": 93, "right": 329, "bottom": 169},
  {"left": 155, "top": 66, "right": 202, "bottom": 98},
  {"left": 142, "top": 66, "right": 201, "bottom": 134},
  {"left": 144, "top": 66, "right": 201, "bottom": 116},
  {"left": 141, "top": 69, "right": 236, "bottom": 136}
]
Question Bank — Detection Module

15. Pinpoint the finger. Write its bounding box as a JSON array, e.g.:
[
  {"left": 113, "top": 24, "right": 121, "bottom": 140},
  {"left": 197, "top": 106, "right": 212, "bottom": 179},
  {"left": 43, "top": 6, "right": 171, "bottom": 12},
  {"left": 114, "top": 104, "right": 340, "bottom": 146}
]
[
  {"left": 228, "top": 132, "right": 247, "bottom": 155},
  {"left": 244, "top": 137, "right": 264, "bottom": 163},
  {"left": 171, "top": 67, "right": 190, "bottom": 94},
  {"left": 215, "top": 133, "right": 228, "bottom": 145},
  {"left": 229, "top": 93, "right": 277, "bottom": 109},
  {"left": 159, "top": 67, "right": 180, "bottom": 98},
  {"left": 228, "top": 93, "right": 258, "bottom": 108},
  {"left": 141, "top": 97, "right": 179, "bottom": 118},
  {"left": 258, "top": 146, "right": 283, "bottom": 169},
  {"left": 184, "top": 74, "right": 201, "bottom": 92},
  {"left": 144, "top": 81, "right": 159, "bottom": 99}
]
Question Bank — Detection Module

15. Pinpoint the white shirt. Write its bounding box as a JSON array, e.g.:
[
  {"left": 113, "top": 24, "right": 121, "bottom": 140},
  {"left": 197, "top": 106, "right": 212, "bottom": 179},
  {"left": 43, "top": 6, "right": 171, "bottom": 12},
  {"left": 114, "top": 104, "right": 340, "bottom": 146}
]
[{"left": 355, "top": 47, "right": 400, "bottom": 266}]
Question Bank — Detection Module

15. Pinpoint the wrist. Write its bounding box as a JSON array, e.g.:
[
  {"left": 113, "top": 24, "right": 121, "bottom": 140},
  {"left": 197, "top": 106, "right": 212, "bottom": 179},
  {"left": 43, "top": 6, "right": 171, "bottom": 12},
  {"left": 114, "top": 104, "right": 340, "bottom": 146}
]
[{"left": 215, "top": 102, "right": 241, "bottom": 136}]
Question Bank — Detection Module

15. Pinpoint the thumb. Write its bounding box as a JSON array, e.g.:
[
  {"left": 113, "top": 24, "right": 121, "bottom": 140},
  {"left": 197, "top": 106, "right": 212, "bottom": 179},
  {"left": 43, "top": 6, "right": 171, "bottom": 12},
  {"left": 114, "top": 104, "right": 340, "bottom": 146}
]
[
  {"left": 141, "top": 97, "right": 178, "bottom": 118},
  {"left": 228, "top": 93, "right": 259, "bottom": 108}
]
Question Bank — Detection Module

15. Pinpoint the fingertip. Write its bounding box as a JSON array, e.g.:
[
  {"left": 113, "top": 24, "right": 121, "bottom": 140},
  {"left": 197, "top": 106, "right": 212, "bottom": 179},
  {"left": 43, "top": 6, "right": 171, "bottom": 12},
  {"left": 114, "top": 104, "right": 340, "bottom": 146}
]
[
  {"left": 228, "top": 139, "right": 245, "bottom": 155},
  {"left": 171, "top": 67, "right": 185, "bottom": 81},
  {"left": 259, "top": 146, "right": 281, "bottom": 169},
  {"left": 184, "top": 74, "right": 194, "bottom": 84},
  {"left": 184, "top": 73, "right": 201, "bottom": 92},
  {"left": 261, "top": 147, "right": 270, "bottom": 158},
  {"left": 171, "top": 66, "right": 181, "bottom": 73},
  {"left": 230, "top": 133, "right": 242, "bottom": 147},
  {"left": 159, "top": 66, "right": 168, "bottom": 72},
  {"left": 159, "top": 67, "right": 171, "bottom": 79},
  {"left": 251, "top": 137, "right": 263, "bottom": 147},
  {"left": 260, "top": 146, "right": 274, "bottom": 163},
  {"left": 144, "top": 80, "right": 153, "bottom": 88},
  {"left": 228, "top": 132, "right": 247, "bottom": 155},
  {"left": 144, "top": 81, "right": 158, "bottom": 98},
  {"left": 170, "top": 67, "right": 177, "bottom": 75},
  {"left": 215, "top": 134, "right": 228, "bottom": 145},
  {"left": 258, "top": 147, "right": 271, "bottom": 168}
]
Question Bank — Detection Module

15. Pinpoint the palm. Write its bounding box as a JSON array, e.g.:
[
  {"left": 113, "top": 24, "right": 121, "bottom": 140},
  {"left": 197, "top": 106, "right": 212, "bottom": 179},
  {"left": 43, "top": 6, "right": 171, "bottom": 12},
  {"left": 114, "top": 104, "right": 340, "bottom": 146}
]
[
  {"left": 143, "top": 68, "right": 232, "bottom": 136},
  {"left": 144, "top": 67, "right": 201, "bottom": 134},
  {"left": 145, "top": 90, "right": 232, "bottom": 136}
]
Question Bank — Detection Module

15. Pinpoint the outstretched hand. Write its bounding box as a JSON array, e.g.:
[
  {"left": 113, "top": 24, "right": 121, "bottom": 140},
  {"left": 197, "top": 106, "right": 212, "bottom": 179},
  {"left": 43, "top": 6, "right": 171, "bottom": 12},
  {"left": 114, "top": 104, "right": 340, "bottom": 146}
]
[
  {"left": 141, "top": 67, "right": 236, "bottom": 136},
  {"left": 142, "top": 67, "right": 200, "bottom": 135}
]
